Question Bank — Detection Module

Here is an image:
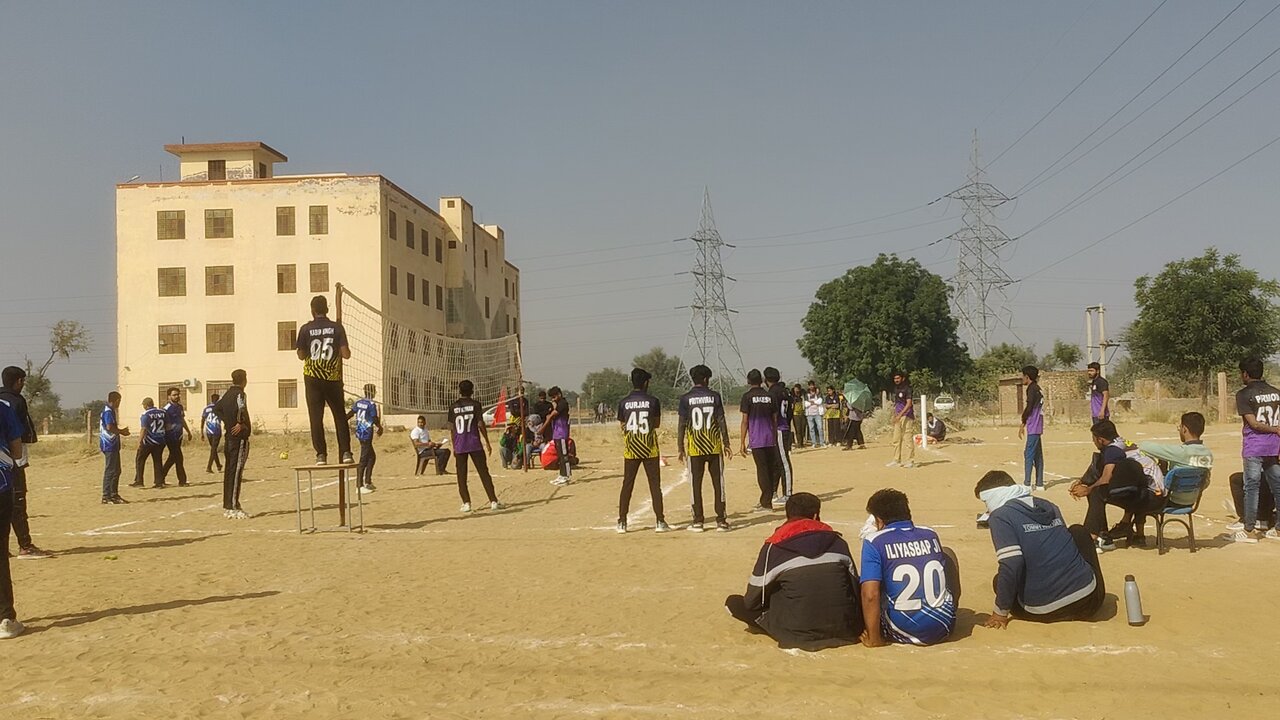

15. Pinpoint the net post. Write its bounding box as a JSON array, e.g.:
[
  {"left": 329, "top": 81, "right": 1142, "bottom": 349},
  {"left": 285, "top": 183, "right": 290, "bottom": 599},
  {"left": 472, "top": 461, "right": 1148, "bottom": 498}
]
[{"left": 335, "top": 282, "right": 344, "bottom": 323}]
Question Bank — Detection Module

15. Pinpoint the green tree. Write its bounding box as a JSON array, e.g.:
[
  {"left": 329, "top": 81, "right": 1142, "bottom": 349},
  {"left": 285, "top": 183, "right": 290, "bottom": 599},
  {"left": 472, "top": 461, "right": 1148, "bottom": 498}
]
[
  {"left": 37, "top": 320, "right": 92, "bottom": 376},
  {"left": 581, "top": 368, "right": 631, "bottom": 410},
  {"left": 798, "top": 254, "right": 971, "bottom": 395},
  {"left": 1126, "top": 248, "right": 1280, "bottom": 402},
  {"left": 21, "top": 361, "right": 62, "bottom": 427},
  {"left": 1040, "top": 339, "right": 1083, "bottom": 370},
  {"left": 956, "top": 343, "right": 1038, "bottom": 401}
]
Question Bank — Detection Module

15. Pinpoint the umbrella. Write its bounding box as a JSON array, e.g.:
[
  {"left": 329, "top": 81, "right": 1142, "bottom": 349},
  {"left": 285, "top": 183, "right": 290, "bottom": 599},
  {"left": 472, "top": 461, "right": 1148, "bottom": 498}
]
[{"left": 843, "top": 379, "right": 873, "bottom": 412}]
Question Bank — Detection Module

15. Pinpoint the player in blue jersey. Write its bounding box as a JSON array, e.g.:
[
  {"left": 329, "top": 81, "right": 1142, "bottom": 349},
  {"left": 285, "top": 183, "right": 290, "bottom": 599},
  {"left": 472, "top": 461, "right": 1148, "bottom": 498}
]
[
  {"left": 0, "top": 396, "right": 28, "bottom": 638},
  {"left": 764, "top": 367, "right": 794, "bottom": 504},
  {"left": 202, "top": 393, "right": 223, "bottom": 474},
  {"left": 346, "top": 383, "right": 384, "bottom": 494},
  {"left": 449, "top": 379, "right": 499, "bottom": 513},
  {"left": 740, "top": 369, "right": 782, "bottom": 512},
  {"left": 99, "top": 391, "right": 130, "bottom": 503},
  {"left": 859, "top": 489, "right": 959, "bottom": 647},
  {"left": 160, "top": 387, "right": 193, "bottom": 487},
  {"left": 132, "top": 397, "right": 170, "bottom": 489}
]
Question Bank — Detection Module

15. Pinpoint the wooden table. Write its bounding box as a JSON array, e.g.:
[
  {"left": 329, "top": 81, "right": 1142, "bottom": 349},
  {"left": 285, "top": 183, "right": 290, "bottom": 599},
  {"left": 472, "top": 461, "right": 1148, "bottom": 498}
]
[{"left": 293, "top": 462, "right": 363, "bottom": 533}]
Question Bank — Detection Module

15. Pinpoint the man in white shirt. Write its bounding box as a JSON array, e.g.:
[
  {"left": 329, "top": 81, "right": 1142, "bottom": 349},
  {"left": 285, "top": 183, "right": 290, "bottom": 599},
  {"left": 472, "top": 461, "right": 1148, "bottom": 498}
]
[
  {"left": 410, "top": 415, "right": 451, "bottom": 475},
  {"left": 803, "top": 382, "right": 826, "bottom": 448}
]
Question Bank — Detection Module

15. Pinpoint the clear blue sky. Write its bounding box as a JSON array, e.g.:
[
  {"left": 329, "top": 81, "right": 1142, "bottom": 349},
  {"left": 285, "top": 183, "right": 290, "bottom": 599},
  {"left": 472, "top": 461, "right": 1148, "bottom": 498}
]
[{"left": 4, "top": 1, "right": 1279, "bottom": 405}]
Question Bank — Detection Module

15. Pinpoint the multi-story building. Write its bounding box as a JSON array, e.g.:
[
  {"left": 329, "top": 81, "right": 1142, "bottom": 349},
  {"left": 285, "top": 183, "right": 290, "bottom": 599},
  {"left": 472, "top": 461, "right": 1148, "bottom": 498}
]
[{"left": 116, "top": 141, "right": 521, "bottom": 429}]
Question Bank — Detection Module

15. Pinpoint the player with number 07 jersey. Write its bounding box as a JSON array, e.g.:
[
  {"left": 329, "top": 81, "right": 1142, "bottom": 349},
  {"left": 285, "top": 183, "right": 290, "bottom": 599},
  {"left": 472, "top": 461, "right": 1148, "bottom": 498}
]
[
  {"left": 678, "top": 363, "right": 731, "bottom": 532},
  {"left": 615, "top": 368, "right": 668, "bottom": 534},
  {"left": 448, "top": 379, "right": 500, "bottom": 514}
]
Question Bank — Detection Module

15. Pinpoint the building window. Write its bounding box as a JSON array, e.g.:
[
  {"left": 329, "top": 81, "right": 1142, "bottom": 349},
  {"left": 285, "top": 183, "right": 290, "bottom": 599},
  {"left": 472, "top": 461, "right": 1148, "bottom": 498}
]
[
  {"left": 258, "top": 162, "right": 267, "bottom": 179},
  {"left": 447, "top": 199, "right": 456, "bottom": 208},
  {"left": 435, "top": 237, "right": 443, "bottom": 263},
  {"left": 389, "top": 266, "right": 398, "bottom": 295},
  {"left": 277, "top": 321, "right": 297, "bottom": 351},
  {"left": 158, "top": 324, "right": 187, "bottom": 354},
  {"left": 157, "top": 210, "right": 185, "bottom": 240},
  {"left": 278, "top": 379, "right": 298, "bottom": 408},
  {"left": 420, "top": 228, "right": 428, "bottom": 256},
  {"left": 205, "top": 209, "right": 233, "bottom": 238},
  {"left": 484, "top": 249, "right": 489, "bottom": 268},
  {"left": 206, "top": 323, "right": 235, "bottom": 353},
  {"left": 277, "top": 264, "right": 296, "bottom": 294},
  {"left": 449, "top": 240, "right": 458, "bottom": 249},
  {"left": 504, "top": 278, "right": 509, "bottom": 298},
  {"left": 207, "top": 381, "right": 232, "bottom": 402},
  {"left": 407, "top": 272, "right": 416, "bottom": 301},
  {"left": 310, "top": 263, "right": 329, "bottom": 292},
  {"left": 309, "top": 205, "right": 328, "bottom": 235},
  {"left": 436, "top": 285, "right": 443, "bottom": 310},
  {"left": 513, "top": 317, "right": 518, "bottom": 334},
  {"left": 421, "top": 278, "right": 429, "bottom": 306},
  {"left": 276, "top": 207, "right": 295, "bottom": 236},
  {"left": 389, "top": 210, "right": 397, "bottom": 240},
  {"left": 205, "top": 266, "right": 234, "bottom": 296},
  {"left": 208, "top": 160, "right": 226, "bottom": 180},
  {"left": 485, "top": 297, "right": 491, "bottom": 319},
  {"left": 406, "top": 220, "right": 415, "bottom": 249},
  {"left": 157, "top": 267, "right": 186, "bottom": 297}
]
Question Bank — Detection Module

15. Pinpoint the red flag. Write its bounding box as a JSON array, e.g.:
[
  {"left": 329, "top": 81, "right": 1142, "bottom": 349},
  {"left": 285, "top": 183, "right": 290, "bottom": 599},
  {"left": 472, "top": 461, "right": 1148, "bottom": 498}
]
[{"left": 495, "top": 386, "right": 508, "bottom": 424}]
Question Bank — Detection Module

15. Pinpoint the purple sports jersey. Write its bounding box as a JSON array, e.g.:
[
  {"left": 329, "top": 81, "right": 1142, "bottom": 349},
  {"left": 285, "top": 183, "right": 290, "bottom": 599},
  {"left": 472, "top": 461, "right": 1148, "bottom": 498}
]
[
  {"left": 1237, "top": 380, "right": 1280, "bottom": 458},
  {"left": 739, "top": 387, "right": 777, "bottom": 449},
  {"left": 449, "top": 398, "right": 484, "bottom": 454},
  {"left": 551, "top": 397, "right": 570, "bottom": 440},
  {"left": 894, "top": 383, "right": 914, "bottom": 420},
  {"left": 1090, "top": 376, "right": 1110, "bottom": 419},
  {"left": 1024, "top": 383, "right": 1044, "bottom": 435}
]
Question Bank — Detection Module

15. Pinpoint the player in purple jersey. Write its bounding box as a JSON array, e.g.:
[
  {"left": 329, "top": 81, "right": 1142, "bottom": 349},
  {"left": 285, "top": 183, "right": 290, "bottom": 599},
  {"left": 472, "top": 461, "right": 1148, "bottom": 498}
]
[
  {"left": 859, "top": 489, "right": 958, "bottom": 647},
  {"left": 764, "top": 367, "right": 794, "bottom": 503},
  {"left": 887, "top": 371, "right": 915, "bottom": 468},
  {"left": 449, "top": 380, "right": 500, "bottom": 513},
  {"left": 1235, "top": 358, "right": 1280, "bottom": 540},
  {"left": 740, "top": 369, "right": 782, "bottom": 512},
  {"left": 539, "top": 386, "right": 573, "bottom": 486},
  {"left": 1019, "top": 366, "right": 1045, "bottom": 490},
  {"left": 1087, "top": 362, "right": 1110, "bottom": 421},
  {"left": 132, "top": 398, "right": 169, "bottom": 489}
]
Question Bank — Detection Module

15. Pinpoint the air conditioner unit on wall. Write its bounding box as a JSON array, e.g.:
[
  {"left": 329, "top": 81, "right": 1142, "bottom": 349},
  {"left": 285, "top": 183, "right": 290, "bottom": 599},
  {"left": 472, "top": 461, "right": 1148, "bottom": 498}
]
[{"left": 182, "top": 378, "right": 200, "bottom": 389}]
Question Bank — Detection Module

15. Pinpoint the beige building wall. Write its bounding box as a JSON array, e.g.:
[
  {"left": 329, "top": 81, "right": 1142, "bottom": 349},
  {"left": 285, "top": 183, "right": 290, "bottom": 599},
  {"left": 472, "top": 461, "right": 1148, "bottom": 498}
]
[{"left": 114, "top": 142, "right": 519, "bottom": 430}]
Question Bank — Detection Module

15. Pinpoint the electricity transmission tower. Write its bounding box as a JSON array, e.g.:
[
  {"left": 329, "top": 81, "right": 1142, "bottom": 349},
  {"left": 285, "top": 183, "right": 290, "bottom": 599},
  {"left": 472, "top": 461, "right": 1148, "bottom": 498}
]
[
  {"left": 674, "top": 188, "right": 746, "bottom": 394},
  {"left": 949, "top": 131, "right": 1016, "bottom": 354}
]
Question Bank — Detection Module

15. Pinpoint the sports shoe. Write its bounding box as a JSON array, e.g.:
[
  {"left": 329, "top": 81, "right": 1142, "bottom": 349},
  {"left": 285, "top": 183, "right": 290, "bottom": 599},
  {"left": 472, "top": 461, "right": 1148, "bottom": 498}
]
[
  {"left": 688, "top": 523, "right": 705, "bottom": 533},
  {"left": 490, "top": 501, "right": 503, "bottom": 511},
  {"left": 1265, "top": 528, "right": 1280, "bottom": 540},
  {"left": 615, "top": 521, "right": 627, "bottom": 534},
  {"left": 230, "top": 509, "right": 249, "bottom": 520},
  {"left": 17, "top": 546, "right": 52, "bottom": 560},
  {"left": 1226, "top": 521, "right": 1245, "bottom": 531},
  {"left": 1095, "top": 537, "right": 1117, "bottom": 552},
  {"left": 776, "top": 494, "right": 791, "bottom": 505},
  {"left": 110, "top": 496, "right": 127, "bottom": 504},
  {"left": 128, "top": 481, "right": 144, "bottom": 488},
  {"left": 359, "top": 484, "right": 376, "bottom": 494},
  {"left": 153, "top": 483, "right": 168, "bottom": 489},
  {"left": 885, "top": 461, "right": 900, "bottom": 468},
  {"left": 550, "top": 476, "right": 569, "bottom": 486},
  {"left": 901, "top": 462, "right": 915, "bottom": 469},
  {"left": 315, "top": 454, "right": 328, "bottom": 466},
  {"left": 224, "top": 509, "right": 234, "bottom": 518},
  {"left": 178, "top": 481, "right": 189, "bottom": 487},
  {"left": 976, "top": 512, "right": 990, "bottom": 529},
  {"left": 101, "top": 497, "right": 112, "bottom": 504},
  {"left": 341, "top": 452, "right": 354, "bottom": 464},
  {"left": 1035, "top": 484, "right": 1046, "bottom": 491},
  {"left": 654, "top": 521, "right": 672, "bottom": 533},
  {"left": 1229, "top": 530, "right": 1259, "bottom": 544},
  {"left": 460, "top": 502, "right": 472, "bottom": 513},
  {"left": 0, "top": 618, "right": 25, "bottom": 639},
  {"left": 751, "top": 505, "right": 770, "bottom": 513},
  {"left": 716, "top": 520, "right": 730, "bottom": 532}
]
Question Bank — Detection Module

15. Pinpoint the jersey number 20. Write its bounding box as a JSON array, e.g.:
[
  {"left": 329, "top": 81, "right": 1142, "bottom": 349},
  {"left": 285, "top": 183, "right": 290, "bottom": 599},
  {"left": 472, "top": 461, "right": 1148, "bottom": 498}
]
[{"left": 891, "top": 560, "right": 948, "bottom": 611}]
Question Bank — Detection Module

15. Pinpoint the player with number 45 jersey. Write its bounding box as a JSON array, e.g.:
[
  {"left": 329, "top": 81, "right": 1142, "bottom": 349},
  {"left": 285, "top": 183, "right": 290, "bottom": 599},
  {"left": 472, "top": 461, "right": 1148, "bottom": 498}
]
[
  {"left": 678, "top": 364, "right": 732, "bottom": 532},
  {"left": 859, "top": 489, "right": 958, "bottom": 647},
  {"left": 615, "top": 368, "right": 669, "bottom": 534}
]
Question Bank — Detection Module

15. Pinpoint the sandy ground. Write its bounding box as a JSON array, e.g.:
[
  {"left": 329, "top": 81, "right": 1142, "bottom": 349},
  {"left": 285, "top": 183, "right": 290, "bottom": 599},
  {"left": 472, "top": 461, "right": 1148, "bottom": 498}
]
[{"left": 4, "top": 418, "right": 1278, "bottom": 719}]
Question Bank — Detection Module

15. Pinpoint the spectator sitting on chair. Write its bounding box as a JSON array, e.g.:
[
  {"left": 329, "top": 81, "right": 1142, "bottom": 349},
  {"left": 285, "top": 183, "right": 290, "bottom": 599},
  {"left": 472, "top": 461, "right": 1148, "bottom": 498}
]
[
  {"left": 858, "top": 489, "right": 958, "bottom": 647},
  {"left": 976, "top": 470, "right": 1104, "bottom": 627},
  {"left": 410, "top": 415, "right": 450, "bottom": 475},
  {"left": 724, "top": 492, "right": 864, "bottom": 651},
  {"left": 926, "top": 413, "right": 947, "bottom": 443},
  {"left": 1069, "top": 420, "right": 1163, "bottom": 551}
]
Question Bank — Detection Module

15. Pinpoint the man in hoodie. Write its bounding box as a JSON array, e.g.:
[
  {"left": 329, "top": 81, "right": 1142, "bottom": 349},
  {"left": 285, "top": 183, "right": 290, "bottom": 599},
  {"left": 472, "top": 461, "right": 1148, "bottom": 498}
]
[
  {"left": 724, "top": 493, "right": 864, "bottom": 650},
  {"left": 976, "top": 470, "right": 1103, "bottom": 626}
]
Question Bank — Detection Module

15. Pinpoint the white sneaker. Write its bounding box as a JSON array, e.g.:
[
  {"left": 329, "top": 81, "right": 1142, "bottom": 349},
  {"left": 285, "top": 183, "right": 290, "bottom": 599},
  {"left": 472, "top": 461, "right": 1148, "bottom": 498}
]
[
  {"left": 902, "top": 462, "right": 915, "bottom": 469},
  {"left": 359, "top": 485, "right": 375, "bottom": 495},
  {"left": 460, "top": 503, "right": 472, "bottom": 513},
  {"left": 0, "top": 618, "right": 25, "bottom": 639},
  {"left": 223, "top": 509, "right": 234, "bottom": 519},
  {"left": 654, "top": 521, "right": 672, "bottom": 533},
  {"left": 228, "top": 509, "right": 248, "bottom": 520},
  {"left": 1229, "top": 530, "right": 1258, "bottom": 544},
  {"left": 490, "top": 501, "right": 502, "bottom": 511},
  {"left": 1226, "top": 521, "right": 1245, "bottom": 532},
  {"left": 885, "top": 461, "right": 899, "bottom": 468},
  {"left": 615, "top": 521, "right": 627, "bottom": 534},
  {"left": 688, "top": 523, "right": 705, "bottom": 533},
  {"left": 550, "top": 476, "right": 569, "bottom": 486},
  {"left": 1265, "top": 528, "right": 1280, "bottom": 540}
]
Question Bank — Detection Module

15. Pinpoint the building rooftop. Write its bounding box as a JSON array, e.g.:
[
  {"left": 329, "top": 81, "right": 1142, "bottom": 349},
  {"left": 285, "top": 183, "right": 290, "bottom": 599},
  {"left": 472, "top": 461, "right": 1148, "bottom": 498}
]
[{"left": 163, "top": 141, "right": 288, "bottom": 162}]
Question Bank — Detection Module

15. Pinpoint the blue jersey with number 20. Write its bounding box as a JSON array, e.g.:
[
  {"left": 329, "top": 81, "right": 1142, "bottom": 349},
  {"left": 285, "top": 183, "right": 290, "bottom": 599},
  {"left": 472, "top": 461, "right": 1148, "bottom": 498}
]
[{"left": 861, "top": 521, "right": 956, "bottom": 646}]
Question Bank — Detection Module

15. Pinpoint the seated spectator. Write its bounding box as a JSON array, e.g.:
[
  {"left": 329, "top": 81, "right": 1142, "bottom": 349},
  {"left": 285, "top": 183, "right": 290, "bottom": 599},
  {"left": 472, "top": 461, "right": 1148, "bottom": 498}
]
[
  {"left": 498, "top": 424, "right": 534, "bottom": 470},
  {"left": 1138, "top": 411, "right": 1214, "bottom": 473},
  {"left": 409, "top": 415, "right": 450, "bottom": 475},
  {"left": 858, "top": 489, "right": 958, "bottom": 647},
  {"left": 976, "top": 471, "right": 1104, "bottom": 626},
  {"left": 1069, "top": 419, "right": 1163, "bottom": 550},
  {"left": 724, "top": 493, "right": 864, "bottom": 650},
  {"left": 925, "top": 413, "right": 947, "bottom": 443}
]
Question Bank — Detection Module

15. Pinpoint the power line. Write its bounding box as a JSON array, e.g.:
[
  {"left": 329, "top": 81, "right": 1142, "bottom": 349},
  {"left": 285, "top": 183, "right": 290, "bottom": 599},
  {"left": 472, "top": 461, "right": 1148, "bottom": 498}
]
[{"left": 987, "top": 0, "right": 1169, "bottom": 169}]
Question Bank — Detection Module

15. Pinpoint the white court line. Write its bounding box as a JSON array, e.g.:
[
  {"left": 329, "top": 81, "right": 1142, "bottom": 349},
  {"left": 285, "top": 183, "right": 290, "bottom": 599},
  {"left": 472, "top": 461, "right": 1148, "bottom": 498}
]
[
  {"left": 71, "top": 480, "right": 340, "bottom": 536},
  {"left": 626, "top": 470, "right": 690, "bottom": 526}
]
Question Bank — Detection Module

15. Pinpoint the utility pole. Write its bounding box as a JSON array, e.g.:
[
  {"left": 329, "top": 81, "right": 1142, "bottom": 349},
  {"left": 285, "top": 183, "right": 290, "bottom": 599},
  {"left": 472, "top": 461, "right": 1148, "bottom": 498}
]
[
  {"left": 1085, "top": 305, "right": 1119, "bottom": 376},
  {"left": 674, "top": 188, "right": 747, "bottom": 395},
  {"left": 949, "top": 130, "right": 1016, "bottom": 354}
]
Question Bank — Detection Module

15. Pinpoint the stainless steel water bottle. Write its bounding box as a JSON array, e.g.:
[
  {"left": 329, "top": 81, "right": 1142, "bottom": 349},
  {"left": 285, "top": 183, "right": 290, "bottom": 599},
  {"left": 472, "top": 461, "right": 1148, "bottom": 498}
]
[{"left": 1124, "top": 574, "right": 1146, "bottom": 626}]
